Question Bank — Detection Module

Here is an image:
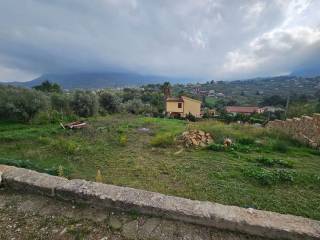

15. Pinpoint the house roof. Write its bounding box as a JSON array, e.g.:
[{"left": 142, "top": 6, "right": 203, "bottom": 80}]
[
  {"left": 226, "top": 106, "right": 260, "bottom": 113},
  {"left": 181, "top": 96, "right": 202, "bottom": 103},
  {"left": 166, "top": 96, "right": 201, "bottom": 103},
  {"left": 166, "top": 97, "right": 183, "bottom": 102}
]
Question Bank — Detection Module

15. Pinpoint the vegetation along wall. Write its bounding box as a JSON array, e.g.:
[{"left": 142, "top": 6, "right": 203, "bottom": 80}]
[{"left": 266, "top": 113, "right": 320, "bottom": 148}]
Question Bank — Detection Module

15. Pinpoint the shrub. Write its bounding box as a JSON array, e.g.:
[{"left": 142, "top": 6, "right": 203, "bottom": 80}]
[
  {"left": 58, "top": 165, "right": 64, "bottom": 177},
  {"left": 98, "top": 91, "right": 121, "bottom": 113},
  {"left": 243, "top": 167, "right": 295, "bottom": 186},
  {"left": 70, "top": 90, "right": 99, "bottom": 117},
  {"left": 276, "top": 169, "right": 295, "bottom": 182},
  {"left": 150, "top": 132, "right": 175, "bottom": 147},
  {"left": 238, "top": 137, "right": 255, "bottom": 145},
  {"left": 272, "top": 140, "right": 289, "bottom": 153},
  {"left": 0, "top": 85, "right": 48, "bottom": 122},
  {"left": 33, "top": 80, "right": 62, "bottom": 93},
  {"left": 95, "top": 169, "right": 103, "bottom": 182},
  {"left": 119, "top": 134, "right": 128, "bottom": 146},
  {"left": 244, "top": 167, "right": 275, "bottom": 185},
  {"left": 0, "top": 158, "right": 70, "bottom": 177},
  {"left": 256, "top": 157, "right": 293, "bottom": 168},
  {"left": 32, "top": 110, "right": 77, "bottom": 124},
  {"left": 207, "top": 143, "right": 225, "bottom": 151},
  {"left": 50, "top": 93, "right": 72, "bottom": 114},
  {"left": 185, "top": 112, "right": 196, "bottom": 122},
  {"left": 123, "top": 98, "right": 153, "bottom": 114},
  {"left": 52, "top": 139, "right": 79, "bottom": 154}
]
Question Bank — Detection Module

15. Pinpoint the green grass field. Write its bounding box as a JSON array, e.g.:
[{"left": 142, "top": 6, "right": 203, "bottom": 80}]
[{"left": 1, "top": 114, "right": 320, "bottom": 220}]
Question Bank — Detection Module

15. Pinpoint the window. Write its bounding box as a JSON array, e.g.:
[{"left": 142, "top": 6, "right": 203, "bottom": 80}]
[{"left": 178, "top": 102, "right": 182, "bottom": 108}]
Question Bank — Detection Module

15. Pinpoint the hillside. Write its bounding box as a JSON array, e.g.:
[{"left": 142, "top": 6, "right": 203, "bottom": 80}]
[
  {"left": 176, "top": 76, "right": 320, "bottom": 105},
  {"left": 1, "top": 115, "right": 320, "bottom": 220},
  {"left": 7, "top": 72, "right": 192, "bottom": 89}
]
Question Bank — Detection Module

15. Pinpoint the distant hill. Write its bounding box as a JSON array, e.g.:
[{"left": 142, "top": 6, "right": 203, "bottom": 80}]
[
  {"left": 7, "top": 72, "right": 192, "bottom": 89},
  {"left": 179, "top": 75, "right": 320, "bottom": 105}
]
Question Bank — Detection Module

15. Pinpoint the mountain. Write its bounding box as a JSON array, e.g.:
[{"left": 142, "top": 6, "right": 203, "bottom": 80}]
[{"left": 8, "top": 72, "right": 193, "bottom": 89}]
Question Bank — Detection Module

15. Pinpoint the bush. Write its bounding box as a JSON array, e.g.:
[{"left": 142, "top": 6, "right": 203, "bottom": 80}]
[
  {"left": 150, "top": 132, "right": 175, "bottom": 147},
  {"left": 50, "top": 93, "right": 72, "bottom": 114},
  {"left": 272, "top": 140, "right": 289, "bottom": 153},
  {"left": 33, "top": 80, "right": 62, "bottom": 93},
  {"left": 70, "top": 90, "right": 99, "bottom": 117},
  {"left": 32, "top": 110, "right": 78, "bottom": 124},
  {"left": 0, "top": 157, "right": 70, "bottom": 177},
  {"left": 243, "top": 167, "right": 295, "bottom": 186},
  {"left": 98, "top": 91, "right": 121, "bottom": 113},
  {"left": 255, "top": 157, "right": 293, "bottom": 168},
  {"left": 185, "top": 112, "right": 196, "bottom": 122},
  {"left": 123, "top": 98, "right": 153, "bottom": 114},
  {"left": 0, "top": 85, "right": 48, "bottom": 122},
  {"left": 119, "top": 134, "right": 128, "bottom": 146},
  {"left": 238, "top": 137, "right": 255, "bottom": 145},
  {"left": 51, "top": 139, "right": 79, "bottom": 154},
  {"left": 207, "top": 143, "right": 225, "bottom": 151}
]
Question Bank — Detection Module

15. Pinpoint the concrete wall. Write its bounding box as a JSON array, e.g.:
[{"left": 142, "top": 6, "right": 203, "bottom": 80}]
[
  {"left": 1, "top": 165, "right": 319, "bottom": 240},
  {"left": 181, "top": 97, "right": 201, "bottom": 118},
  {"left": 166, "top": 101, "right": 184, "bottom": 114},
  {"left": 266, "top": 113, "right": 320, "bottom": 148}
]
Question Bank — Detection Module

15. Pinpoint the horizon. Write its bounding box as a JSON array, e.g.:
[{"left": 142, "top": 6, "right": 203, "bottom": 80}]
[{"left": 0, "top": 0, "right": 319, "bottom": 82}]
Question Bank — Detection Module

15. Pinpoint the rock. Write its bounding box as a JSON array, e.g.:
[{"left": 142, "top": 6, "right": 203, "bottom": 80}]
[
  {"left": 138, "top": 218, "right": 161, "bottom": 239},
  {"left": 224, "top": 138, "right": 232, "bottom": 147},
  {"left": 122, "top": 220, "right": 138, "bottom": 239},
  {"left": 198, "top": 130, "right": 205, "bottom": 136},
  {"left": 180, "top": 130, "right": 213, "bottom": 148},
  {"left": 109, "top": 216, "right": 122, "bottom": 230}
]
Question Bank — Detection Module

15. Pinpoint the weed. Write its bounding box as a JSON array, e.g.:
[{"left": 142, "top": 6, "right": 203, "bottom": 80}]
[
  {"left": 52, "top": 139, "right": 79, "bottom": 154},
  {"left": 119, "top": 134, "right": 128, "bottom": 146},
  {"left": 207, "top": 143, "right": 225, "bottom": 151},
  {"left": 58, "top": 165, "right": 64, "bottom": 177},
  {"left": 238, "top": 137, "right": 255, "bottom": 145},
  {"left": 272, "top": 140, "right": 289, "bottom": 153},
  {"left": 243, "top": 167, "right": 295, "bottom": 186},
  {"left": 95, "top": 169, "right": 103, "bottom": 182},
  {"left": 0, "top": 157, "right": 70, "bottom": 177},
  {"left": 150, "top": 132, "right": 175, "bottom": 147},
  {"left": 256, "top": 157, "right": 293, "bottom": 168}
]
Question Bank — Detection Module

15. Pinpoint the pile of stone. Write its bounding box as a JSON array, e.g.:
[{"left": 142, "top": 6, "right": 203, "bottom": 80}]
[{"left": 180, "top": 130, "right": 213, "bottom": 147}]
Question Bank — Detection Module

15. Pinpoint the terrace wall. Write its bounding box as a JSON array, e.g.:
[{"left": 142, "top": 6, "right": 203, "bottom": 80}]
[
  {"left": 266, "top": 113, "right": 320, "bottom": 148},
  {"left": 1, "top": 165, "right": 320, "bottom": 239}
]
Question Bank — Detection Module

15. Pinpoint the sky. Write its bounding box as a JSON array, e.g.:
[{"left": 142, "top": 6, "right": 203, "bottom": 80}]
[{"left": 0, "top": 0, "right": 319, "bottom": 82}]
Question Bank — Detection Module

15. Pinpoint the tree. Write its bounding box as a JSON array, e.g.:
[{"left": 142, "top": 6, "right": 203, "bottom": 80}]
[
  {"left": 260, "top": 95, "right": 286, "bottom": 107},
  {"left": 98, "top": 91, "right": 121, "bottom": 113},
  {"left": 70, "top": 91, "right": 99, "bottom": 117},
  {"left": 51, "top": 93, "right": 71, "bottom": 114},
  {"left": 123, "top": 98, "right": 153, "bottom": 114},
  {"left": 161, "top": 82, "right": 171, "bottom": 99},
  {"left": 33, "top": 80, "right": 62, "bottom": 93},
  {"left": 0, "top": 85, "right": 48, "bottom": 122}
]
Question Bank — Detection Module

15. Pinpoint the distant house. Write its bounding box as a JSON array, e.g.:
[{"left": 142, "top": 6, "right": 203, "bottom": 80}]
[
  {"left": 225, "top": 106, "right": 264, "bottom": 115},
  {"left": 262, "top": 106, "right": 285, "bottom": 113},
  {"left": 166, "top": 96, "right": 201, "bottom": 118}
]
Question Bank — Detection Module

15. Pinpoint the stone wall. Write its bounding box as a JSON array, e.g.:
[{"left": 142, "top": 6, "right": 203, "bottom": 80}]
[
  {"left": 1, "top": 165, "right": 320, "bottom": 240},
  {"left": 266, "top": 113, "right": 320, "bottom": 148}
]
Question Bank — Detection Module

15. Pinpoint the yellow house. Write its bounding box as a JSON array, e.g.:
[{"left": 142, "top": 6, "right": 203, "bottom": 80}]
[{"left": 166, "top": 96, "right": 202, "bottom": 118}]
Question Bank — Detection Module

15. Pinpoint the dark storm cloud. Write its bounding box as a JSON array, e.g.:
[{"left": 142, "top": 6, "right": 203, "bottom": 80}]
[{"left": 0, "top": 0, "right": 319, "bottom": 82}]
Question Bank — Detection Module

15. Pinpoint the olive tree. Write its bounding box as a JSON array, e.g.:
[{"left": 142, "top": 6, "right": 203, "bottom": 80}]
[{"left": 70, "top": 90, "right": 99, "bottom": 117}]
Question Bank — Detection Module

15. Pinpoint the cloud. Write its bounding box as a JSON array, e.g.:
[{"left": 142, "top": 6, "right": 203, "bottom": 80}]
[
  {"left": 0, "top": 0, "right": 319, "bottom": 82},
  {"left": 222, "top": 26, "right": 320, "bottom": 78}
]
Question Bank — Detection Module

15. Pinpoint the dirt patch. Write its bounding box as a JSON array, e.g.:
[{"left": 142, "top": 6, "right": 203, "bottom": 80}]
[{"left": 0, "top": 188, "right": 267, "bottom": 240}]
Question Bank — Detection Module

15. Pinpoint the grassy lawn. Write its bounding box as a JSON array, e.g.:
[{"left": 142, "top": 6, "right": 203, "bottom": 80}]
[{"left": 1, "top": 114, "right": 320, "bottom": 220}]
